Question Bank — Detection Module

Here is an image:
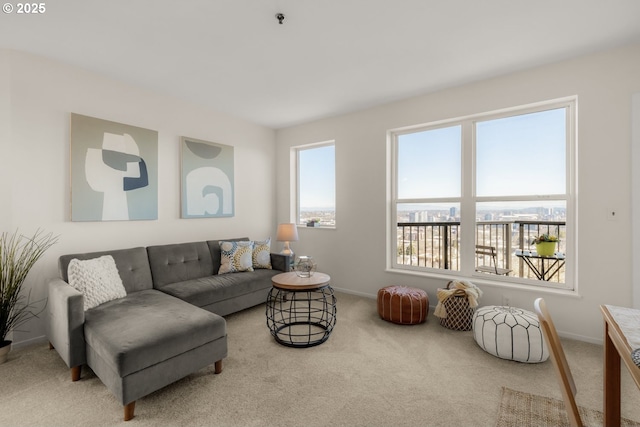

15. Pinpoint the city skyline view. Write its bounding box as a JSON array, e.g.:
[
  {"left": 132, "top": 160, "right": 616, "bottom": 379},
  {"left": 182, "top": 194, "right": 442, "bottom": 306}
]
[
  {"left": 398, "top": 202, "right": 566, "bottom": 222},
  {"left": 396, "top": 203, "right": 567, "bottom": 283}
]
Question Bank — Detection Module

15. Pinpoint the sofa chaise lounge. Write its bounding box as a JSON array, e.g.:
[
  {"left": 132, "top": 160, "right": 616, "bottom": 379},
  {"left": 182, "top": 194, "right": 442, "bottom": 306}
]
[{"left": 46, "top": 237, "right": 289, "bottom": 421}]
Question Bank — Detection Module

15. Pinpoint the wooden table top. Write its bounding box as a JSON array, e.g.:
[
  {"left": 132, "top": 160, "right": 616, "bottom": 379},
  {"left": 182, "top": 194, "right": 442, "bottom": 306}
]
[
  {"left": 601, "top": 305, "right": 640, "bottom": 387},
  {"left": 271, "top": 271, "right": 331, "bottom": 290},
  {"left": 600, "top": 304, "right": 640, "bottom": 426}
]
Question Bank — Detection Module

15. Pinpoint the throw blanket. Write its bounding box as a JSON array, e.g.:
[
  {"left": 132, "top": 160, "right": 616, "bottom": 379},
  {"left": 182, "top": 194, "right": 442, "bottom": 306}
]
[{"left": 434, "top": 280, "right": 483, "bottom": 319}]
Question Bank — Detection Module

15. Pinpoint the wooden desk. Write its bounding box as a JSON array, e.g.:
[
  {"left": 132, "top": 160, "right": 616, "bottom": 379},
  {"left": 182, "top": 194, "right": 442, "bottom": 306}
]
[{"left": 601, "top": 305, "right": 640, "bottom": 426}]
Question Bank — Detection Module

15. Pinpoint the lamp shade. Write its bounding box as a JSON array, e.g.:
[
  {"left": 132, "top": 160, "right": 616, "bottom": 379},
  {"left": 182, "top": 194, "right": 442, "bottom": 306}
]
[{"left": 276, "top": 223, "right": 299, "bottom": 242}]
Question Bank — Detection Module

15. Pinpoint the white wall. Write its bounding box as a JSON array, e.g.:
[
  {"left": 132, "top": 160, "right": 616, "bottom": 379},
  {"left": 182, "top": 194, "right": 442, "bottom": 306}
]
[
  {"left": 633, "top": 92, "right": 640, "bottom": 309},
  {"left": 276, "top": 43, "right": 640, "bottom": 343},
  {"left": 0, "top": 53, "right": 11, "bottom": 229},
  {"left": 3, "top": 49, "right": 277, "bottom": 347}
]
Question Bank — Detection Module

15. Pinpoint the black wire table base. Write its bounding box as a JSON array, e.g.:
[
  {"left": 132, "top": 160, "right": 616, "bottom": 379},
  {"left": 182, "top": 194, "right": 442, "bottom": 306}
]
[{"left": 265, "top": 285, "right": 337, "bottom": 348}]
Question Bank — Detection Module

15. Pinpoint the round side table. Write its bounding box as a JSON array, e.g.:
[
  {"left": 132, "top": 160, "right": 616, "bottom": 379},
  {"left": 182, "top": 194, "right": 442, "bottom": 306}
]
[{"left": 266, "top": 272, "right": 337, "bottom": 348}]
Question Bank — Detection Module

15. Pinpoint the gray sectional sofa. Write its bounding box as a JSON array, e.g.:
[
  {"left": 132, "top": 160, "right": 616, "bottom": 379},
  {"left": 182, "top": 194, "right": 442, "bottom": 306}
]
[{"left": 45, "top": 237, "right": 290, "bottom": 421}]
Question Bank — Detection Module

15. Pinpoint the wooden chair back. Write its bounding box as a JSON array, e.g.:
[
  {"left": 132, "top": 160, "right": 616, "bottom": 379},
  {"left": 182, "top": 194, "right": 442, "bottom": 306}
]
[
  {"left": 534, "top": 297, "right": 583, "bottom": 427},
  {"left": 475, "top": 245, "right": 511, "bottom": 275}
]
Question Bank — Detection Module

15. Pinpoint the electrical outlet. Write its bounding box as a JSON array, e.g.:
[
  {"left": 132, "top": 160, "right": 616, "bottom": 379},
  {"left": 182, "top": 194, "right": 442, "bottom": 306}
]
[{"left": 502, "top": 296, "right": 511, "bottom": 307}]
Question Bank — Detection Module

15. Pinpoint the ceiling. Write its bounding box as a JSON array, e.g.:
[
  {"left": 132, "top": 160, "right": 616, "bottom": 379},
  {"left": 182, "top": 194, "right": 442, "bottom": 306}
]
[{"left": 2, "top": 1, "right": 640, "bottom": 129}]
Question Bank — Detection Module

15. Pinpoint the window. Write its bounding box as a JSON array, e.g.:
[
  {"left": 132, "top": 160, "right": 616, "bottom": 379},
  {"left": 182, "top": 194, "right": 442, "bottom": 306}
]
[
  {"left": 295, "top": 141, "right": 336, "bottom": 227},
  {"left": 395, "top": 125, "right": 462, "bottom": 271},
  {"left": 389, "top": 98, "right": 575, "bottom": 289}
]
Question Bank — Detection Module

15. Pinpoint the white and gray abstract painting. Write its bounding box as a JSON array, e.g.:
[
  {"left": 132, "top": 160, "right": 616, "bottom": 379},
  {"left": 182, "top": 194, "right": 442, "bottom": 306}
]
[{"left": 181, "top": 137, "right": 234, "bottom": 218}]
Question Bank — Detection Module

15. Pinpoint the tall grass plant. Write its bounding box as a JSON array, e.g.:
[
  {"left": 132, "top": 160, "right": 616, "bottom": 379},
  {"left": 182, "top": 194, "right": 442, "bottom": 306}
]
[{"left": 0, "top": 229, "right": 58, "bottom": 346}]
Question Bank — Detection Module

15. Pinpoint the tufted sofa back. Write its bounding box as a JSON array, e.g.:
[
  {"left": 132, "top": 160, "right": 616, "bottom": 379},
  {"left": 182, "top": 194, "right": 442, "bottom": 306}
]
[
  {"left": 58, "top": 247, "right": 153, "bottom": 294},
  {"left": 146, "top": 241, "right": 214, "bottom": 288},
  {"left": 59, "top": 238, "right": 253, "bottom": 293}
]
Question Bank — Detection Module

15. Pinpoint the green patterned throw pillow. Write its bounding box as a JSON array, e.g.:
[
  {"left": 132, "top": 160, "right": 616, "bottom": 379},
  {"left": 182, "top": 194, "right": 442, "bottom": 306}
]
[
  {"left": 252, "top": 238, "right": 272, "bottom": 269},
  {"left": 219, "top": 241, "right": 254, "bottom": 274}
]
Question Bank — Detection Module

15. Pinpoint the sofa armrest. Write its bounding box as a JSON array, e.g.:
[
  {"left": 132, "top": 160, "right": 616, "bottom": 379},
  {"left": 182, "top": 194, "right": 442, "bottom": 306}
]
[
  {"left": 45, "top": 278, "right": 86, "bottom": 369},
  {"left": 270, "top": 253, "right": 292, "bottom": 272}
]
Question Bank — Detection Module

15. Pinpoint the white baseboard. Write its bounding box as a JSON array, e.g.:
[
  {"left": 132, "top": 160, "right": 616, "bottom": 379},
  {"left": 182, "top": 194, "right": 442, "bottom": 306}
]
[
  {"left": 332, "top": 286, "right": 601, "bottom": 345},
  {"left": 12, "top": 335, "right": 47, "bottom": 350},
  {"left": 557, "top": 330, "right": 601, "bottom": 345},
  {"left": 331, "top": 286, "right": 376, "bottom": 300}
]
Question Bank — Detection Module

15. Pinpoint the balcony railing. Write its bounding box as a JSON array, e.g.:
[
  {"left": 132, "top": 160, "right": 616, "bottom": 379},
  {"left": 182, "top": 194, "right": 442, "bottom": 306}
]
[{"left": 397, "top": 220, "right": 566, "bottom": 282}]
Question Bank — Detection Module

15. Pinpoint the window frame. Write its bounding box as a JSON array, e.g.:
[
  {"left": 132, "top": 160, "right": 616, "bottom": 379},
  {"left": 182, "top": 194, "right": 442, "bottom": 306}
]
[
  {"left": 292, "top": 140, "right": 336, "bottom": 228},
  {"left": 387, "top": 97, "right": 577, "bottom": 291}
]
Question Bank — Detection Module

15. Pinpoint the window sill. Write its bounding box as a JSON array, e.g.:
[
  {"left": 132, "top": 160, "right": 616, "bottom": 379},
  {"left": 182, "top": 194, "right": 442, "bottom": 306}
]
[
  {"left": 297, "top": 225, "right": 336, "bottom": 230},
  {"left": 385, "top": 266, "right": 580, "bottom": 298}
]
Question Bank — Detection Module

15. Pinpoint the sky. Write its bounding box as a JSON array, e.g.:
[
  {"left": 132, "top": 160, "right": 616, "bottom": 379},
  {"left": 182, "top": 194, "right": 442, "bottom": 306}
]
[
  {"left": 298, "top": 144, "right": 335, "bottom": 210},
  {"left": 296, "top": 107, "right": 567, "bottom": 213},
  {"left": 398, "top": 125, "right": 461, "bottom": 198},
  {"left": 398, "top": 107, "right": 567, "bottom": 200}
]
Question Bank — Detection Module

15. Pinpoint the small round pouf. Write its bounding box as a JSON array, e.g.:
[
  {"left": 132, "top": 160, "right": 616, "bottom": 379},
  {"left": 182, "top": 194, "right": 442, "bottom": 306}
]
[
  {"left": 377, "top": 286, "right": 429, "bottom": 325},
  {"left": 472, "top": 305, "right": 549, "bottom": 363}
]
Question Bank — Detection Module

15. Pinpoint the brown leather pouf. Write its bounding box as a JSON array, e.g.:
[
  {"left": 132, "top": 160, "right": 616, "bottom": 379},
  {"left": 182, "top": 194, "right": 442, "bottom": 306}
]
[{"left": 377, "top": 285, "right": 429, "bottom": 325}]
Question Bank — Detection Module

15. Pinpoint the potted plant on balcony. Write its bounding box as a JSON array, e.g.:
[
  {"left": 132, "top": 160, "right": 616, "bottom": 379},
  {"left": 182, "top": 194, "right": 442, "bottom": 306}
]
[
  {"left": 531, "top": 233, "right": 558, "bottom": 257},
  {"left": 0, "top": 229, "right": 58, "bottom": 364}
]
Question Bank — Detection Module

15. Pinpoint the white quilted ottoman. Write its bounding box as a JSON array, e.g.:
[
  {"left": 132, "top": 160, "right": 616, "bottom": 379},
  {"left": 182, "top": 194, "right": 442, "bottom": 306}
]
[{"left": 472, "top": 305, "right": 549, "bottom": 363}]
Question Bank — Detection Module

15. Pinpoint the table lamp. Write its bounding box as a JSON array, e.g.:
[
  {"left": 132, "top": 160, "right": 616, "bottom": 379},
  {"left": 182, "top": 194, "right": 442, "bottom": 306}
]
[{"left": 276, "top": 223, "right": 298, "bottom": 256}]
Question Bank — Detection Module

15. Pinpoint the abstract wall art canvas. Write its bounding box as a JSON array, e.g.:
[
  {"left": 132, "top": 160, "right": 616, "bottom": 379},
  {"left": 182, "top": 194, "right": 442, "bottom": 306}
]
[
  {"left": 181, "top": 136, "right": 234, "bottom": 218},
  {"left": 70, "top": 113, "right": 158, "bottom": 221}
]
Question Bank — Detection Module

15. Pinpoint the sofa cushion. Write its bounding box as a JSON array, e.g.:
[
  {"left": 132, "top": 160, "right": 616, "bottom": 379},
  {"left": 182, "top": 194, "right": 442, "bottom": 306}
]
[
  {"left": 84, "top": 289, "right": 226, "bottom": 377},
  {"left": 206, "top": 238, "right": 249, "bottom": 274},
  {"left": 59, "top": 247, "right": 153, "bottom": 293},
  {"left": 218, "top": 241, "right": 254, "bottom": 274},
  {"left": 252, "top": 238, "right": 272, "bottom": 270},
  {"left": 68, "top": 255, "right": 127, "bottom": 311},
  {"left": 156, "top": 269, "right": 277, "bottom": 309},
  {"left": 147, "top": 241, "right": 213, "bottom": 288}
]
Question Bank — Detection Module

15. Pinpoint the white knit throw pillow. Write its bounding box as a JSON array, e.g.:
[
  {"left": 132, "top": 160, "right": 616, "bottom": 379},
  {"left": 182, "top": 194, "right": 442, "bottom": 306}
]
[{"left": 68, "top": 255, "right": 127, "bottom": 311}]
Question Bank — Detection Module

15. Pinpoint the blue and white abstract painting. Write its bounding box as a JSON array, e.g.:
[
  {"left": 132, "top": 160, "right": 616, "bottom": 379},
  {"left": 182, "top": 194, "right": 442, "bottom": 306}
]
[{"left": 70, "top": 113, "right": 158, "bottom": 221}]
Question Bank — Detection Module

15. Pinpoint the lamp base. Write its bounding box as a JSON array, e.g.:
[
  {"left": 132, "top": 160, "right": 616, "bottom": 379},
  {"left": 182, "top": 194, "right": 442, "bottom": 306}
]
[{"left": 280, "top": 241, "right": 294, "bottom": 256}]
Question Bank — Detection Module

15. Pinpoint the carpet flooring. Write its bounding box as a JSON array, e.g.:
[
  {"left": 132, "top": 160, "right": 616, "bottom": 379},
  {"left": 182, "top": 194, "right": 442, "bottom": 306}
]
[
  {"left": 496, "top": 387, "right": 640, "bottom": 427},
  {"left": 1, "top": 292, "right": 640, "bottom": 426}
]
